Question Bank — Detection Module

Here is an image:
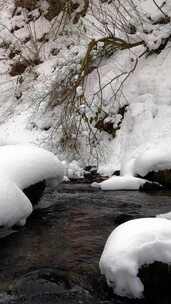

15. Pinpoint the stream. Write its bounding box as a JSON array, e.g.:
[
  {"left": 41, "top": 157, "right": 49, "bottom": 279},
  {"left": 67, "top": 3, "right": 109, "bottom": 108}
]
[{"left": 0, "top": 183, "right": 171, "bottom": 303}]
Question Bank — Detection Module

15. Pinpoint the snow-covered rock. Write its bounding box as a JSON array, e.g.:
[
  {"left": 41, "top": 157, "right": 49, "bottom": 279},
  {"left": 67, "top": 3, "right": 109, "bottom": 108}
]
[
  {"left": 92, "top": 175, "right": 146, "bottom": 190},
  {"left": 0, "top": 145, "right": 65, "bottom": 189},
  {"left": 0, "top": 144, "right": 64, "bottom": 229},
  {"left": 99, "top": 218, "right": 171, "bottom": 299},
  {"left": 0, "top": 175, "right": 32, "bottom": 227}
]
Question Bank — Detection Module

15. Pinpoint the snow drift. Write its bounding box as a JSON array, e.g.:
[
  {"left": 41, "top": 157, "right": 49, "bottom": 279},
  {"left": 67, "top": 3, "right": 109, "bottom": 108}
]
[{"left": 99, "top": 218, "right": 171, "bottom": 298}]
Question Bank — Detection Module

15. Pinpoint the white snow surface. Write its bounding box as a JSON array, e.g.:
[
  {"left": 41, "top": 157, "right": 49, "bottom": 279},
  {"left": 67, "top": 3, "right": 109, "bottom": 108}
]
[
  {"left": 133, "top": 144, "right": 171, "bottom": 177},
  {"left": 99, "top": 218, "right": 171, "bottom": 299},
  {"left": 0, "top": 175, "right": 32, "bottom": 227},
  {"left": 0, "top": 145, "right": 65, "bottom": 189}
]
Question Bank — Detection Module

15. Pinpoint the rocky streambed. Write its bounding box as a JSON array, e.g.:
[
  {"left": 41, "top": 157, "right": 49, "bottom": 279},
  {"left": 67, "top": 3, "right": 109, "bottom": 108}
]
[{"left": 0, "top": 183, "right": 171, "bottom": 303}]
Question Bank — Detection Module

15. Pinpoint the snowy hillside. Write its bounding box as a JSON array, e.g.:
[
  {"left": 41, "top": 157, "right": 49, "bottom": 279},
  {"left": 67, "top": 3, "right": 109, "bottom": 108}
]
[
  {"left": 0, "top": 0, "right": 89, "bottom": 160},
  {"left": 0, "top": 0, "right": 171, "bottom": 176}
]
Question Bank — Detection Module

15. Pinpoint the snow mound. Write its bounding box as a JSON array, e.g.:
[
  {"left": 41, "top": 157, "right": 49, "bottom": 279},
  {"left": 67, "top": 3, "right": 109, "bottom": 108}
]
[
  {"left": 134, "top": 145, "right": 171, "bottom": 177},
  {"left": 92, "top": 176, "right": 146, "bottom": 190},
  {"left": 0, "top": 175, "right": 32, "bottom": 227},
  {"left": 99, "top": 218, "right": 171, "bottom": 299},
  {"left": 0, "top": 145, "right": 65, "bottom": 189}
]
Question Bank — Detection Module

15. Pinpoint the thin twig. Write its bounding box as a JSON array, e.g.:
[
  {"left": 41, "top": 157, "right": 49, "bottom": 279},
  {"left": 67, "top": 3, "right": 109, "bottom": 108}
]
[{"left": 152, "top": 0, "right": 168, "bottom": 18}]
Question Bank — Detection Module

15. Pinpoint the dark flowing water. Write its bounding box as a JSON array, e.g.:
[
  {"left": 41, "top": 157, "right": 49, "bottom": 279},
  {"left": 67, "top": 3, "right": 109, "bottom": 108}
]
[{"left": 0, "top": 183, "right": 171, "bottom": 303}]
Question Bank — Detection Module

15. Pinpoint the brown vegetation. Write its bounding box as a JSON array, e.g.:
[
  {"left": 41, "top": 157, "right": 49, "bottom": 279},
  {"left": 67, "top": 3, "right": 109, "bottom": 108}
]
[
  {"left": 15, "top": 0, "right": 38, "bottom": 10},
  {"left": 15, "top": 0, "right": 89, "bottom": 23},
  {"left": 9, "top": 60, "right": 28, "bottom": 76}
]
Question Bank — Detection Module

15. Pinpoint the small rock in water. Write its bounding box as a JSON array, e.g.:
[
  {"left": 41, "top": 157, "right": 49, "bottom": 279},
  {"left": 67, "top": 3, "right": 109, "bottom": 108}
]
[{"left": 139, "top": 181, "right": 163, "bottom": 192}]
